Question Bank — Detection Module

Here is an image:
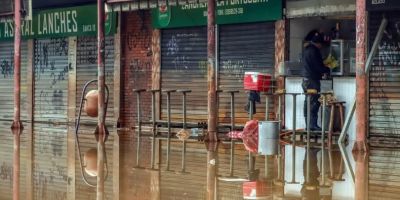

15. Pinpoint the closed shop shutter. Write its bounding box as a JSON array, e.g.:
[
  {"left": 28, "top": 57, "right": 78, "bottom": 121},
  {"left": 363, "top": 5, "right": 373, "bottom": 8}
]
[
  {"left": 218, "top": 22, "right": 275, "bottom": 125},
  {"left": 368, "top": 12, "right": 400, "bottom": 146},
  {"left": 75, "top": 36, "right": 115, "bottom": 199},
  {"left": 33, "top": 38, "right": 69, "bottom": 199},
  {"left": 0, "top": 121, "right": 28, "bottom": 199},
  {"left": 0, "top": 41, "right": 29, "bottom": 120},
  {"left": 161, "top": 27, "right": 208, "bottom": 123},
  {"left": 369, "top": 149, "right": 400, "bottom": 199}
]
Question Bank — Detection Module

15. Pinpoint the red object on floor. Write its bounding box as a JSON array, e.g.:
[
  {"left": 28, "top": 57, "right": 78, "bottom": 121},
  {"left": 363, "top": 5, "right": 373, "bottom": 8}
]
[
  {"left": 243, "top": 72, "right": 271, "bottom": 92},
  {"left": 242, "top": 181, "right": 270, "bottom": 199},
  {"left": 242, "top": 120, "right": 258, "bottom": 153},
  {"left": 227, "top": 131, "right": 243, "bottom": 139}
]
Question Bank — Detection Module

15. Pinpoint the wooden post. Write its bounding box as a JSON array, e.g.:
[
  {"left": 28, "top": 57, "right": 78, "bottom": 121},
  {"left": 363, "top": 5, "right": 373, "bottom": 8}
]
[
  {"left": 67, "top": 36, "right": 77, "bottom": 200},
  {"left": 355, "top": 0, "right": 368, "bottom": 152}
]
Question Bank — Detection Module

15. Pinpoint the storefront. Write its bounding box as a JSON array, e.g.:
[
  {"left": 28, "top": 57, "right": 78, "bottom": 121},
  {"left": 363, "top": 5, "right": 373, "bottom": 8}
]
[
  {"left": 283, "top": 0, "right": 357, "bottom": 140},
  {"left": 367, "top": 0, "right": 400, "bottom": 146},
  {"left": 152, "top": 0, "right": 282, "bottom": 124},
  {"left": 0, "top": 4, "right": 118, "bottom": 199}
]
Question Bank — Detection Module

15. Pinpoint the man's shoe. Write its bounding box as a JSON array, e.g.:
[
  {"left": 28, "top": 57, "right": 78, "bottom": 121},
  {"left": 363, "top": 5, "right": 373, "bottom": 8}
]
[{"left": 310, "top": 126, "right": 321, "bottom": 131}]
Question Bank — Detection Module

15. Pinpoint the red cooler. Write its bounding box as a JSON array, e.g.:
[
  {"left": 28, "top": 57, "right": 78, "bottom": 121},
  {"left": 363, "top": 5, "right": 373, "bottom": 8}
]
[
  {"left": 242, "top": 181, "right": 270, "bottom": 199},
  {"left": 243, "top": 72, "right": 271, "bottom": 92}
]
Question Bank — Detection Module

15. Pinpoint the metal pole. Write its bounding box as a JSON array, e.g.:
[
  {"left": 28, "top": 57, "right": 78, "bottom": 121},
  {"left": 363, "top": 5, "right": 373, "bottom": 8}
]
[
  {"left": 12, "top": 130, "right": 21, "bottom": 200},
  {"left": 206, "top": 0, "right": 217, "bottom": 195},
  {"left": 265, "top": 95, "right": 269, "bottom": 120},
  {"left": 306, "top": 94, "right": 311, "bottom": 183},
  {"left": 12, "top": 0, "right": 23, "bottom": 199},
  {"left": 248, "top": 96, "right": 254, "bottom": 174},
  {"left": 97, "top": 0, "right": 106, "bottom": 199},
  {"left": 166, "top": 91, "right": 172, "bottom": 171},
  {"left": 150, "top": 90, "right": 159, "bottom": 169},
  {"left": 292, "top": 94, "right": 296, "bottom": 143},
  {"left": 181, "top": 91, "right": 188, "bottom": 172},
  {"left": 136, "top": 92, "right": 141, "bottom": 167},
  {"left": 321, "top": 94, "right": 326, "bottom": 185},
  {"left": 289, "top": 94, "right": 298, "bottom": 184},
  {"left": 207, "top": 0, "right": 217, "bottom": 142},
  {"left": 230, "top": 92, "right": 235, "bottom": 177},
  {"left": 206, "top": 143, "right": 218, "bottom": 200}
]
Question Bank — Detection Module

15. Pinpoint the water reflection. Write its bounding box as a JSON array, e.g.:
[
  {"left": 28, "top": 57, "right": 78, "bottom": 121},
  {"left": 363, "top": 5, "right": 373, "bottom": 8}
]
[{"left": 0, "top": 125, "right": 399, "bottom": 200}]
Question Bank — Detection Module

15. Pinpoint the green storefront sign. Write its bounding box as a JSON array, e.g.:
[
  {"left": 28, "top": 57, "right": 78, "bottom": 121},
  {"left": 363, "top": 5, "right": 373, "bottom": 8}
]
[
  {"left": 0, "top": 4, "right": 116, "bottom": 40},
  {"left": 152, "top": 0, "right": 282, "bottom": 28}
]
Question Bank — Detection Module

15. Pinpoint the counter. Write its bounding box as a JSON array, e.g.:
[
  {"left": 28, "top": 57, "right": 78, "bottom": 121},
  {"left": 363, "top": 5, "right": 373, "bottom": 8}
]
[{"left": 284, "top": 76, "right": 356, "bottom": 141}]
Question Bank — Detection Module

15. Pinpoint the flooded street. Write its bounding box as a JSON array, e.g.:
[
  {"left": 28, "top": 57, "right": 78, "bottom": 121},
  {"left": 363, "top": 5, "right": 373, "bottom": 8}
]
[{"left": 0, "top": 119, "right": 388, "bottom": 200}]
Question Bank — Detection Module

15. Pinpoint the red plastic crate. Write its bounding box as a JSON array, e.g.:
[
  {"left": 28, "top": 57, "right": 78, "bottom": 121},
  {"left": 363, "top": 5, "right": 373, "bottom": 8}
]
[
  {"left": 243, "top": 72, "right": 271, "bottom": 92},
  {"left": 242, "top": 181, "right": 271, "bottom": 199}
]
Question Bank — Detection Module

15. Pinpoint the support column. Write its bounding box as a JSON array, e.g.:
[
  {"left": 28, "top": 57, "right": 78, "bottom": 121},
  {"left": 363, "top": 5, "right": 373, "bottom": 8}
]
[
  {"left": 151, "top": 29, "right": 161, "bottom": 119},
  {"left": 112, "top": 11, "right": 122, "bottom": 200},
  {"left": 355, "top": 0, "right": 368, "bottom": 152},
  {"left": 207, "top": 0, "right": 217, "bottom": 142},
  {"left": 274, "top": 20, "right": 289, "bottom": 125},
  {"left": 67, "top": 37, "right": 77, "bottom": 200},
  {"left": 206, "top": 142, "right": 218, "bottom": 200},
  {"left": 12, "top": 0, "right": 23, "bottom": 199},
  {"left": 353, "top": 151, "right": 368, "bottom": 200},
  {"left": 97, "top": 0, "right": 107, "bottom": 199}
]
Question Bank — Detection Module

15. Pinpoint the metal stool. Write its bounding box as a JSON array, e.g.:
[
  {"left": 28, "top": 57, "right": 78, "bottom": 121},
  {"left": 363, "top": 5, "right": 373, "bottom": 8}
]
[
  {"left": 162, "top": 89, "right": 176, "bottom": 171},
  {"left": 177, "top": 89, "right": 191, "bottom": 174},
  {"left": 225, "top": 90, "right": 239, "bottom": 177},
  {"left": 148, "top": 89, "right": 160, "bottom": 169},
  {"left": 327, "top": 101, "right": 345, "bottom": 146},
  {"left": 133, "top": 89, "right": 146, "bottom": 168}
]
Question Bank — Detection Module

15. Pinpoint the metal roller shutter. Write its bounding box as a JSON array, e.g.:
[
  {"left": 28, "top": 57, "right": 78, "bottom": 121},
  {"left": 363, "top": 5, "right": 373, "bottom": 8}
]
[
  {"left": 368, "top": 12, "right": 400, "bottom": 147},
  {"left": 0, "top": 41, "right": 29, "bottom": 120},
  {"left": 33, "top": 38, "right": 69, "bottom": 199},
  {"left": 218, "top": 22, "right": 275, "bottom": 125},
  {"left": 161, "top": 27, "right": 208, "bottom": 123},
  {"left": 0, "top": 121, "right": 29, "bottom": 199},
  {"left": 75, "top": 36, "right": 115, "bottom": 199},
  {"left": 369, "top": 149, "right": 400, "bottom": 200}
]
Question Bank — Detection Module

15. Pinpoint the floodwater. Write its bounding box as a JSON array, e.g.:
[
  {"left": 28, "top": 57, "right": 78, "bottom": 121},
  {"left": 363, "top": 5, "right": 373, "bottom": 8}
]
[{"left": 0, "top": 121, "right": 394, "bottom": 200}]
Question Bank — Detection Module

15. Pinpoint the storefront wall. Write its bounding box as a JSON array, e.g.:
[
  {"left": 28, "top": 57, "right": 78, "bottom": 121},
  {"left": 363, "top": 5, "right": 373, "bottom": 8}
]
[
  {"left": 0, "top": 4, "right": 120, "bottom": 199},
  {"left": 284, "top": 2, "right": 357, "bottom": 140},
  {"left": 368, "top": 11, "right": 400, "bottom": 146}
]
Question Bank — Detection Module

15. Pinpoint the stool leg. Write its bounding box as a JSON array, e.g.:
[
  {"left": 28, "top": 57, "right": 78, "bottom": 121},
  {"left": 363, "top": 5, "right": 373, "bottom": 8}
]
[
  {"left": 292, "top": 94, "right": 297, "bottom": 143},
  {"left": 339, "top": 104, "right": 344, "bottom": 130},
  {"left": 328, "top": 105, "right": 335, "bottom": 147},
  {"left": 151, "top": 91, "right": 156, "bottom": 169},
  {"left": 166, "top": 92, "right": 171, "bottom": 171},
  {"left": 136, "top": 92, "right": 141, "bottom": 167},
  {"left": 230, "top": 92, "right": 235, "bottom": 177},
  {"left": 181, "top": 92, "right": 187, "bottom": 173}
]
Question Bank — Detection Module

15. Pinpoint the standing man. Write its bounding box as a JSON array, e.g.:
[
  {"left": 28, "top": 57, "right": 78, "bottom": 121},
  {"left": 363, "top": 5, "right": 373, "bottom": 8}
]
[{"left": 302, "top": 31, "right": 331, "bottom": 131}]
